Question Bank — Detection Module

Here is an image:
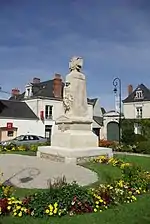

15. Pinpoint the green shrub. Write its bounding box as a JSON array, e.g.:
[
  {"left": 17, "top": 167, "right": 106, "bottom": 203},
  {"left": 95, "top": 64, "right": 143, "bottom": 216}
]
[
  {"left": 121, "top": 129, "right": 136, "bottom": 145},
  {"left": 134, "top": 134, "right": 147, "bottom": 143},
  {"left": 136, "top": 140, "right": 150, "bottom": 154}
]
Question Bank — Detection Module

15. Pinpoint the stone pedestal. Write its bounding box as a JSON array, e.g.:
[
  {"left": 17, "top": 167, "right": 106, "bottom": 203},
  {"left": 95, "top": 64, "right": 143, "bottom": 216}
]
[
  {"left": 51, "top": 115, "right": 98, "bottom": 148},
  {"left": 37, "top": 146, "right": 113, "bottom": 164}
]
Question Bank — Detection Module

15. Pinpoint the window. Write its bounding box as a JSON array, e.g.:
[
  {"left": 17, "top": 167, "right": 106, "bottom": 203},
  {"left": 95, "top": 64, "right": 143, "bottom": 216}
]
[
  {"left": 29, "top": 135, "right": 39, "bottom": 140},
  {"left": 135, "top": 90, "right": 143, "bottom": 99},
  {"left": 14, "top": 135, "right": 24, "bottom": 141},
  {"left": 136, "top": 107, "right": 142, "bottom": 118},
  {"left": 7, "top": 131, "right": 14, "bottom": 137},
  {"left": 27, "top": 88, "right": 30, "bottom": 97},
  {"left": 45, "top": 105, "right": 53, "bottom": 119},
  {"left": 134, "top": 123, "right": 141, "bottom": 134}
]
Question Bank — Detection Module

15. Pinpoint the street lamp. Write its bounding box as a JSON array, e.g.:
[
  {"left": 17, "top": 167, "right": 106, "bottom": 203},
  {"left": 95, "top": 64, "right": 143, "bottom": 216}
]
[{"left": 113, "top": 77, "right": 122, "bottom": 144}]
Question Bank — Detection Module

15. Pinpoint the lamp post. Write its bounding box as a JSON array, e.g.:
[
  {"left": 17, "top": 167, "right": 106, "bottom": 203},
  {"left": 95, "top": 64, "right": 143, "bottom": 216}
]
[{"left": 113, "top": 77, "right": 122, "bottom": 144}]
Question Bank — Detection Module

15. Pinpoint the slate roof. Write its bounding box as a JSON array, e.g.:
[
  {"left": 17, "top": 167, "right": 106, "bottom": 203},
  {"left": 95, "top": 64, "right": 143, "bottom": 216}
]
[
  {"left": 10, "top": 80, "right": 63, "bottom": 101},
  {"left": 87, "top": 98, "right": 97, "bottom": 106},
  {"left": 123, "top": 84, "right": 150, "bottom": 103},
  {"left": 101, "top": 107, "right": 106, "bottom": 114},
  {"left": 93, "top": 116, "right": 103, "bottom": 126},
  {"left": 0, "top": 100, "right": 38, "bottom": 119},
  {"left": 10, "top": 79, "right": 99, "bottom": 106}
]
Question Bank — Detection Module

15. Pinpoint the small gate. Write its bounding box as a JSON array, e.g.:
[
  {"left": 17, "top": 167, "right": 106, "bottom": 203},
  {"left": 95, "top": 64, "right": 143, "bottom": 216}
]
[{"left": 107, "top": 121, "right": 119, "bottom": 141}]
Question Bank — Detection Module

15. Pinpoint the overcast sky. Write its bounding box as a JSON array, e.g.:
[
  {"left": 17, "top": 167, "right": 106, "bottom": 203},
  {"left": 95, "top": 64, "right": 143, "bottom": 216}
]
[{"left": 0, "top": 0, "right": 150, "bottom": 110}]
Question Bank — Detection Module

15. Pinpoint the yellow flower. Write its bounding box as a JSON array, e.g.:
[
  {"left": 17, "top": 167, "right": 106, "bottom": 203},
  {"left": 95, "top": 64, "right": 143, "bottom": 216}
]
[
  {"left": 49, "top": 204, "right": 53, "bottom": 211},
  {"left": 118, "top": 180, "right": 124, "bottom": 188},
  {"left": 7, "top": 206, "right": 11, "bottom": 210},
  {"left": 54, "top": 202, "right": 58, "bottom": 207},
  {"left": 16, "top": 206, "right": 21, "bottom": 210},
  {"left": 45, "top": 209, "right": 49, "bottom": 214},
  {"left": 94, "top": 208, "right": 97, "bottom": 212},
  {"left": 53, "top": 209, "right": 57, "bottom": 214},
  {"left": 13, "top": 212, "right": 17, "bottom": 216},
  {"left": 18, "top": 211, "right": 22, "bottom": 217},
  {"left": 99, "top": 210, "right": 102, "bottom": 212},
  {"left": 95, "top": 201, "right": 99, "bottom": 204},
  {"left": 24, "top": 208, "right": 27, "bottom": 213},
  {"left": 49, "top": 212, "right": 53, "bottom": 216},
  {"left": 136, "top": 190, "right": 140, "bottom": 194},
  {"left": 96, "top": 205, "right": 99, "bottom": 208},
  {"left": 131, "top": 195, "right": 137, "bottom": 201}
]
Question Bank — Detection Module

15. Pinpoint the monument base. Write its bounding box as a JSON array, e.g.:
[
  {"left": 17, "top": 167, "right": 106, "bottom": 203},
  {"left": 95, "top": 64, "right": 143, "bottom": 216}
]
[{"left": 37, "top": 146, "right": 113, "bottom": 164}]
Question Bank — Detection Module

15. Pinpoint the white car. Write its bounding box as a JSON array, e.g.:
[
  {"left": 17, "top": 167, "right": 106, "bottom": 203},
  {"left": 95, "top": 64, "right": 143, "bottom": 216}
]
[{"left": 0, "top": 135, "right": 48, "bottom": 147}]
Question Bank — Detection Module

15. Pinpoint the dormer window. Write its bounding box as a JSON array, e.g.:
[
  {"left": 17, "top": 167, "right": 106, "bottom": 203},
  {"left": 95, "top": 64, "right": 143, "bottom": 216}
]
[
  {"left": 135, "top": 90, "right": 143, "bottom": 99},
  {"left": 24, "top": 83, "right": 33, "bottom": 98}
]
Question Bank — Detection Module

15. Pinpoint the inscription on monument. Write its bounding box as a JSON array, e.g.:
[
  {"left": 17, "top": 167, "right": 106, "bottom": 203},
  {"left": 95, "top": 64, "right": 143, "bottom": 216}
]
[{"left": 58, "top": 123, "right": 70, "bottom": 132}]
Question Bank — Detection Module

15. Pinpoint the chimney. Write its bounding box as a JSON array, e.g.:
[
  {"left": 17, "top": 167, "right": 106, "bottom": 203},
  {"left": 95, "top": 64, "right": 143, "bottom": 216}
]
[
  {"left": 53, "top": 73, "right": 62, "bottom": 98},
  {"left": 128, "top": 84, "right": 133, "bottom": 96},
  {"left": 11, "top": 88, "right": 20, "bottom": 97},
  {"left": 33, "top": 77, "right": 40, "bottom": 84}
]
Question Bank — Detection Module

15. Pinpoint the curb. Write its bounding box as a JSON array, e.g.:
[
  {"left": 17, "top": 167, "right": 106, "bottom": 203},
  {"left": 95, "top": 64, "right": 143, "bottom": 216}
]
[{"left": 113, "top": 151, "right": 150, "bottom": 157}]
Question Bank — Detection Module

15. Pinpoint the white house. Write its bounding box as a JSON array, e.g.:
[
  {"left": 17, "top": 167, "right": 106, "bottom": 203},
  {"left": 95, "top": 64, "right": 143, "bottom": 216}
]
[
  {"left": 123, "top": 84, "right": 150, "bottom": 119},
  {"left": 0, "top": 99, "right": 44, "bottom": 141},
  {"left": 122, "top": 83, "right": 150, "bottom": 134}
]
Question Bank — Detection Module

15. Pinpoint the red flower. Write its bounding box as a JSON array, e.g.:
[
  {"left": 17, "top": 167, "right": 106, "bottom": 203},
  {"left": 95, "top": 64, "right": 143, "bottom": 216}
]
[{"left": 0, "top": 198, "right": 8, "bottom": 214}]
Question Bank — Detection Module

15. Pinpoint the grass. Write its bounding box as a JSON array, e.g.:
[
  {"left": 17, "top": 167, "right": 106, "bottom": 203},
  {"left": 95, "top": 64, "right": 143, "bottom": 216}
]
[
  {"left": 1, "top": 194, "right": 150, "bottom": 224},
  {"left": 1, "top": 155, "right": 150, "bottom": 224}
]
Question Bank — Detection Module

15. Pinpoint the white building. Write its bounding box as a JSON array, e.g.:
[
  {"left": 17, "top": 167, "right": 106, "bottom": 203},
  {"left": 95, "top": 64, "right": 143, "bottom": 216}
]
[
  {"left": 0, "top": 99, "right": 44, "bottom": 141},
  {"left": 122, "top": 83, "right": 150, "bottom": 134},
  {"left": 123, "top": 84, "right": 150, "bottom": 119}
]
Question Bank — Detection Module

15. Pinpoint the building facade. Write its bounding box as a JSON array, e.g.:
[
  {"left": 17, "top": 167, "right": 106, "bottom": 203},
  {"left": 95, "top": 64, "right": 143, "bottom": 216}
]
[
  {"left": 0, "top": 74, "right": 103, "bottom": 142},
  {"left": 0, "top": 100, "right": 44, "bottom": 141},
  {"left": 123, "top": 84, "right": 150, "bottom": 119}
]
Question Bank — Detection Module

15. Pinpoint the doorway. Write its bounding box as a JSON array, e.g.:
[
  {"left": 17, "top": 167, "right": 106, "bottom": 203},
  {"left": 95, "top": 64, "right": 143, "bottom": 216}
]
[
  {"left": 107, "top": 122, "right": 119, "bottom": 141},
  {"left": 45, "top": 125, "right": 52, "bottom": 144}
]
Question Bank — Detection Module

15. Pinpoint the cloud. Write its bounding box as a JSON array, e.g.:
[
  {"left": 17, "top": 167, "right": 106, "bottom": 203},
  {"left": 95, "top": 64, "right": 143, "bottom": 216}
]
[{"left": 0, "top": 0, "right": 150, "bottom": 110}]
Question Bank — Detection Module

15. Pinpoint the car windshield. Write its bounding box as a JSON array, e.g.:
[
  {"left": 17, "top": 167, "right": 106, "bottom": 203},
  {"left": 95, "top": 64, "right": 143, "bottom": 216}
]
[{"left": 13, "top": 135, "right": 25, "bottom": 141}]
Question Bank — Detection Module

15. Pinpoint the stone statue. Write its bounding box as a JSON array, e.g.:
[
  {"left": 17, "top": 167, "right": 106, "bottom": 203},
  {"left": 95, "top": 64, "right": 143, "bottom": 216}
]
[
  {"left": 62, "top": 56, "right": 88, "bottom": 118},
  {"left": 69, "top": 57, "right": 83, "bottom": 72}
]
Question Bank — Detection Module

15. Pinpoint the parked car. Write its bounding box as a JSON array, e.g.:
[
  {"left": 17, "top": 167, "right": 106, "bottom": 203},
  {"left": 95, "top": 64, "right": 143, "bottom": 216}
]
[{"left": 0, "top": 135, "right": 48, "bottom": 147}]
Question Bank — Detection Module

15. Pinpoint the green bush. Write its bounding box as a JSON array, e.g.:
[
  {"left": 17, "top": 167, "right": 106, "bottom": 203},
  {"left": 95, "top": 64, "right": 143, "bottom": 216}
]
[
  {"left": 121, "top": 129, "right": 136, "bottom": 145},
  {"left": 136, "top": 140, "right": 150, "bottom": 154},
  {"left": 134, "top": 134, "right": 147, "bottom": 143}
]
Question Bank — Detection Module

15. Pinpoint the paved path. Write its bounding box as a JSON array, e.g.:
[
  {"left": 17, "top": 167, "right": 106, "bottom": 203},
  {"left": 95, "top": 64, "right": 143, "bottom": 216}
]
[
  {"left": 0, "top": 154, "right": 98, "bottom": 189},
  {"left": 114, "top": 151, "right": 150, "bottom": 157}
]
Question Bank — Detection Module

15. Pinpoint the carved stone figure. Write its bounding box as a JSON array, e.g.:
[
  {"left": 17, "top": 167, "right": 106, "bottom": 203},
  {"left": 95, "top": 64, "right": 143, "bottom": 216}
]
[
  {"left": 69, "top": 57, "right": 83, "bottom": 72},
  {"left": 63, "top": 81, "right": 73, "bottom": 114}
]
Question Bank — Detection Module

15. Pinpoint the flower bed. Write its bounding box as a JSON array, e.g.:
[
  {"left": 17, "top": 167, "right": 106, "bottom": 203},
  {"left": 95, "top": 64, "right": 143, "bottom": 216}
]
[
  {"left": 0, "top": 156, "right": 150, "bottom": 218},
  {"left": 0, "top": 143, "right": 48, "bottom": 153}
]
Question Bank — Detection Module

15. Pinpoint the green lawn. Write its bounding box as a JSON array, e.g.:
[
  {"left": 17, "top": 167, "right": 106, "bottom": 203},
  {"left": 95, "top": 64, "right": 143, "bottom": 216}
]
[
  {"left": 1, "top": 194, "right": 150, "bottom": 224},
  {"left": 1, "top": 155, "right": 150, "bottom": 224}
]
